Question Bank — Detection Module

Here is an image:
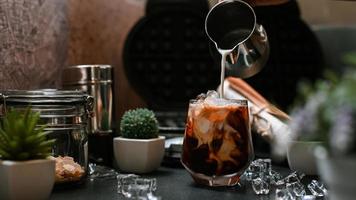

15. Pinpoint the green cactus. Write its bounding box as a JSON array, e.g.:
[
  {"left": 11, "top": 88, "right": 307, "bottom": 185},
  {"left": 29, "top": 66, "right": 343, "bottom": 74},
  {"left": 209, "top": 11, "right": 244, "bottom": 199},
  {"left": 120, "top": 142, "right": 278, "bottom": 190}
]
[
  {"left": 120, "top": 108, "right": 159, "bottom": 139},
  {"left": 0, "top": 108, "right": 55, "bottom": 161}
]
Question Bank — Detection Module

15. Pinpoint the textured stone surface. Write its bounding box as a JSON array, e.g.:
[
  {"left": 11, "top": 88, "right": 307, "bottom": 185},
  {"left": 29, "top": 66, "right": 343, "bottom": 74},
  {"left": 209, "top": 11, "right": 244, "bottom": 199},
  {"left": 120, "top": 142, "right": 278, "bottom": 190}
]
[
  {"left": 0, "top": 0, "right": 68, "bottom": 89},
  {"left": 0, "top": 0, "right": 145, "bottom": 120}
]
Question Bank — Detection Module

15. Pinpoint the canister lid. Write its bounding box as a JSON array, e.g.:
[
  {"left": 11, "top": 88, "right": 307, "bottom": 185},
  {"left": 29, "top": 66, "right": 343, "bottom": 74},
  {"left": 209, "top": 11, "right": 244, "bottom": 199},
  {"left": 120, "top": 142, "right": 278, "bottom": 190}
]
[
  {"left": 62, "top": 65, "right": 112, "bottom": 85},
  {"left": 0, "top": 89, "right": 91, "bottom": 104}
]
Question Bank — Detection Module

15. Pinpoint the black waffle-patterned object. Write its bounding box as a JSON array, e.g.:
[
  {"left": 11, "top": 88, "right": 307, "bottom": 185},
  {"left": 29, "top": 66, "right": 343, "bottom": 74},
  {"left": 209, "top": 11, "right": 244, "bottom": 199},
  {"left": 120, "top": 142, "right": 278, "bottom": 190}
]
[{"left": 123, "top": 0, "right": 220, "bottom": 110}]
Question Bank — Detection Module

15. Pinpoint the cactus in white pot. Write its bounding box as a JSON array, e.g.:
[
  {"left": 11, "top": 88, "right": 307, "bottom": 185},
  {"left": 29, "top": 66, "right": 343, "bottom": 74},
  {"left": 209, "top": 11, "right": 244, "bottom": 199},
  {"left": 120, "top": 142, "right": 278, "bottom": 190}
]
[{"left": 114, "top": 108, "right": 165, "bottom": 173}]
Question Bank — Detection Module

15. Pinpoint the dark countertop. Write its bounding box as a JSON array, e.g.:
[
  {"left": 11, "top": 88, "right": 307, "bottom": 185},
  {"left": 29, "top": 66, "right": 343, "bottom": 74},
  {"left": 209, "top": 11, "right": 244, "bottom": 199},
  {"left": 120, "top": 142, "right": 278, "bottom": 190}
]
[{"left": 51, "top": 165, "right": 297, "bottom": 200}]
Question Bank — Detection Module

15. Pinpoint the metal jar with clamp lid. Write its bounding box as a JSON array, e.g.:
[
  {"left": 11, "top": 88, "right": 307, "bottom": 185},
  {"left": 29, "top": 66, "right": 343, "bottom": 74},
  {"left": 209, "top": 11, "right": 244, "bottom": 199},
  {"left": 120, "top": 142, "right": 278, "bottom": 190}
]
[{"left": 0, "top": 89, "right": 93, "bottom": 185}]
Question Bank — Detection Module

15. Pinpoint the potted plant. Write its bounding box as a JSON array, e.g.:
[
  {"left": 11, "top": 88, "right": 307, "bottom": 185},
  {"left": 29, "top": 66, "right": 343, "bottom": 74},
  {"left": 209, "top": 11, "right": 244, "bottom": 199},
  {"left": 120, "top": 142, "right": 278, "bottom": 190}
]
[
  {"left": 284, "top": 56, "right": 356, "bottom": 200},
  {"left": 285, "top": 79, "right": 328, "bottom": 175},
  {"left": 113, "top": 108, "right": 165, "bottom": 173},
  {"left": 0, "top": 108, "right": 56, "bottom": 200}
]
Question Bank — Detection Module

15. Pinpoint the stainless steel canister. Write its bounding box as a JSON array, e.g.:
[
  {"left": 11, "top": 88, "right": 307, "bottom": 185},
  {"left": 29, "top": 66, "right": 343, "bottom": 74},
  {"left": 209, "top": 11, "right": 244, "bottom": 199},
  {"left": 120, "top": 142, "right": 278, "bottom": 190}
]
[
  {"left": 0, "top": 89, "right": 93, "bottom": 185},
  {"left": 62, "top": 65, "right": 113, "bottom": 135}
]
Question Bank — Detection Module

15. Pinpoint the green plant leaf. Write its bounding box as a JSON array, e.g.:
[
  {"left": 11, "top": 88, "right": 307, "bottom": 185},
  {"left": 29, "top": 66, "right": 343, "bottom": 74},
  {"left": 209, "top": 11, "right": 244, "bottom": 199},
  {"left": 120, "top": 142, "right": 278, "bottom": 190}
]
[
  {"left": 16, "top": 152, "right": 30, "bottom": 160},
  {"left": 0, "top": 107, "right": 55, "bottom": 161},
  {"left": 0, "top": 148, "right": 11, "bottom": 159}
]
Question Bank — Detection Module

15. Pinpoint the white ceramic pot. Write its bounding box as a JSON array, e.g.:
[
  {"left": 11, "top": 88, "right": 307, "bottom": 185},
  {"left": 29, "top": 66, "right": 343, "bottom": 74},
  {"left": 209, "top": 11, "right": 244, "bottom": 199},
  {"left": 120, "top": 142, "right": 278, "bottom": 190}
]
[
  {"left": 287, "top": 140, "right": 321, "bottom": 175},
  {"left": 113, "top": 136, "right": 165, "bottom": 173},
  {"left": 315, "top": 147, "right": 356, "bottom": 200},
  {"left": 0, "top": 159, "right": 55, "bottom": 200}
]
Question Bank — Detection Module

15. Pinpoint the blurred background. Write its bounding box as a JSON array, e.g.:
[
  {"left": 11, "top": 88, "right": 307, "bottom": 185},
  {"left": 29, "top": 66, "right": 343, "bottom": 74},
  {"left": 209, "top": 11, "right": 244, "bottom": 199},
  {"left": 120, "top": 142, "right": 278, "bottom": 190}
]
[
  {"left": 0, "top": 0, "right": 356, "bottom": 166},
  {"left": 67, "top": 0, "right": 356, "bottom": 121},
  {"left": 1, "top": 0, "right": 356, "bottom": 124}
]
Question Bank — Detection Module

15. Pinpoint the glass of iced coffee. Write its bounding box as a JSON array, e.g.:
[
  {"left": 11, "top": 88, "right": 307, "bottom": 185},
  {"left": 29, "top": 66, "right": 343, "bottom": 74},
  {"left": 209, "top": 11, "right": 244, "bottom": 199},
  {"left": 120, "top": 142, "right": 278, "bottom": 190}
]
[{"left": 181, "top": 91, "right": 254, "bottom": 186}]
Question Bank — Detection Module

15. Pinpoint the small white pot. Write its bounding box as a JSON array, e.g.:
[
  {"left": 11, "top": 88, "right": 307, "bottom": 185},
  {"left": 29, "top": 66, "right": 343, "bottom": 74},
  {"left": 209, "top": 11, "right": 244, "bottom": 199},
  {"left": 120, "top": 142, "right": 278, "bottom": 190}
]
[
  {"left": 287, "top": 140, "right": 321, "bottom": 175},
  {"left": 113, "top": 136, "right": 165, "bottom": 173},
  {"left": 0, "top": 159, "right": 55, "bottom": 200},
  {"left": 315, "top": 147, "right": 356, "bottom": 200}
]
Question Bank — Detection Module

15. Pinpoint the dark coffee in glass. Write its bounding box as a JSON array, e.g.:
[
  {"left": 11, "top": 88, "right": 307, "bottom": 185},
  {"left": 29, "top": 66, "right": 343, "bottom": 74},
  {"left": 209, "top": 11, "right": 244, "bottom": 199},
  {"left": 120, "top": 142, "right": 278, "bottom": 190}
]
[{"left": 181, "top": 98, "right": 254, "bottom": 186}]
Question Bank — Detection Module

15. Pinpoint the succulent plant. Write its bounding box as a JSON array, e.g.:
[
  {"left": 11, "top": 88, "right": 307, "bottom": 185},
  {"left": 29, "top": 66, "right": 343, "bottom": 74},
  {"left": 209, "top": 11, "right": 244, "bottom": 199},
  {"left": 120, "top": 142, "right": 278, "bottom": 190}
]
[
  {"left": 120, "top": 108, "right": 159, "bottom": 139},
  {"left": 0, "top": 108, "right": 55, "bottom": 161}
]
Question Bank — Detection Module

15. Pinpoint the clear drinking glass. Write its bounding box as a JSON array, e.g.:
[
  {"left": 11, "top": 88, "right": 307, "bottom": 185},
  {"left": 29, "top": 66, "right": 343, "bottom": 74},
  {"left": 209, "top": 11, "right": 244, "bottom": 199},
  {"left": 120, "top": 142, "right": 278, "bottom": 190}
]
[{"left": 181, "top": 99, "right": 254, "bottom": 186}]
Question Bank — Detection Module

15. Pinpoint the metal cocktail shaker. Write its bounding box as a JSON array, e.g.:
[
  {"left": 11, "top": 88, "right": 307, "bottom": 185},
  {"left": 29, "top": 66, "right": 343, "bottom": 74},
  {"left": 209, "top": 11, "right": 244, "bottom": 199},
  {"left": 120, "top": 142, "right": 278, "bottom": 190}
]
[
  {"left": 62, "top": 65, "right": 113, "bottom": 165},
  {"left": 62, "top": 65, "right": 113, "bottom": 135}
]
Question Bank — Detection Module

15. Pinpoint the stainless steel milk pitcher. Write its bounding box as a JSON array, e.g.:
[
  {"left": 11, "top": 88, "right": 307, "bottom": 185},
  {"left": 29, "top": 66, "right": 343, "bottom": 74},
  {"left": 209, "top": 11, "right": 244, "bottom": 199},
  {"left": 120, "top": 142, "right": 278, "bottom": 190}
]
[{"left": 205, "top": 0, "right": 269, "bottom": 78}]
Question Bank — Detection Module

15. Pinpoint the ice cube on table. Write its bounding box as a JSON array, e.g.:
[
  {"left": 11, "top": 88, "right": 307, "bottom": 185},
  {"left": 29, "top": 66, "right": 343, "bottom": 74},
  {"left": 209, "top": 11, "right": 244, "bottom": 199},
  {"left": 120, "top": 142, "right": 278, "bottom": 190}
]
[
  {"left": 118, "top": 175, "right": 158, "bottom": 199},
  {"left": 135, "top": 178, "right": 157, "bottom": 193},
  {"left": 126, "top": 183, "right": 150, "bottom": 198},
  {"left": 307, "top": 180, "right": 327, "bottom": 197},
  {"left": 127, "top": 178, "right": 158, "bottom": 199},
  {"left": 117, "top": 174, "right": 140, "bottom": 195},
  {"left": 302, "top": 195, "right": 316, "bottom": 200},
  {"left": 244, "top": 160, "right": 264, "bottom": 181},
  {"left": 243, "top": 159, "right": 315, "bottom": 199},
  {"left": 275, "top": 188, "right": 294, "bottom": 200},
  {"left": 243, "top": 159, "right": 278, "bottom": 184},
  {"left": 252, "top": 159, "right": 272, "bottom": 175},
  {"left": 252, "top": 177, "right": 270, "bottom": 195},
  {"left": 286, "top": 181, "right": 306, "bottom": 197},
  {"left": 276, "top": 171, "right": 305, "bottom": 186},
  {"left": 147, "top": 194, "right": 162, "bottom": 200},
  {"left": 89, "top": 163, "right": 119, "bottom": 180},
  {"left": 270, "top": 170, "right": 283, "bottom": 185},
  {"left": 262, "top": 158, "right": 272, "bottom": 175},
  {"left": 288, "top": 171, "right": 305, "bottom": 183}
]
